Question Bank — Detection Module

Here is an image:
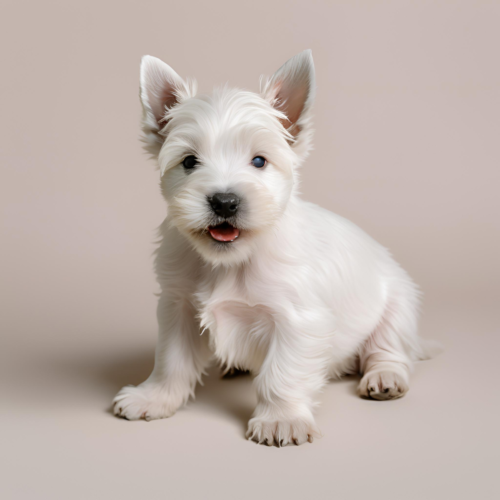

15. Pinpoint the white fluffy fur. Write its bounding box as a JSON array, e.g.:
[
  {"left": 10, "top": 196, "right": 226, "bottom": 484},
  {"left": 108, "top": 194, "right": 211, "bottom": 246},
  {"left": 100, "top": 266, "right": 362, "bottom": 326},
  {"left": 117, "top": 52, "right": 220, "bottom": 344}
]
[{"left": 113, "top": 50, "right": 438, "bottom": 446}]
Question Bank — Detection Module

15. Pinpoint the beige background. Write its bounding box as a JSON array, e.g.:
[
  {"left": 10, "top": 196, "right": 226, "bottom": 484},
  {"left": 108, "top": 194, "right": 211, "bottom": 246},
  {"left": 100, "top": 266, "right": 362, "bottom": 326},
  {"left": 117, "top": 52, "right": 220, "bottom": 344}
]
[{"left": 1, "top": 1, "right": 499, "bottom": 499}]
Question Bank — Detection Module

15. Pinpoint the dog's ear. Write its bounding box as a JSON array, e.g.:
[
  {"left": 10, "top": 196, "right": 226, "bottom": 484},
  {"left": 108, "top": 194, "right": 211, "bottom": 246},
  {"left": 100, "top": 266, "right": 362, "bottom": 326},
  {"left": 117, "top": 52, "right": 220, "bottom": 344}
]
[
  {"left": 139, "top": 56, "right": 196, "bottom": 157},
  {"left": 263, "top": 50, "right": 315, "bottom": 160}
]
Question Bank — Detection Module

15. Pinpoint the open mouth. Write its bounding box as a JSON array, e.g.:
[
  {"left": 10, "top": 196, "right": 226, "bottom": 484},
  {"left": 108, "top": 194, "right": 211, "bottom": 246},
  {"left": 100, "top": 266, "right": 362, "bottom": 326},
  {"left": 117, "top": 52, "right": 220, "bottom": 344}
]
[{"left": 208, "top": 222, "right": 240, "bottom": 242}]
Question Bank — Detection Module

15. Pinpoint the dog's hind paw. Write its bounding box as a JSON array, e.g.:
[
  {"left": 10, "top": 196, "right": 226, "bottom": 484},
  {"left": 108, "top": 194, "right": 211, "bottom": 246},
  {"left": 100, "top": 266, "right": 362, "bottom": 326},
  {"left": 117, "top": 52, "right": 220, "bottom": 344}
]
[
  {"left": 358, "top": 369, "right": 409, "bottom": 401},
  {"left": 112, "top": 383, "right": 183, "bottom": 421}
]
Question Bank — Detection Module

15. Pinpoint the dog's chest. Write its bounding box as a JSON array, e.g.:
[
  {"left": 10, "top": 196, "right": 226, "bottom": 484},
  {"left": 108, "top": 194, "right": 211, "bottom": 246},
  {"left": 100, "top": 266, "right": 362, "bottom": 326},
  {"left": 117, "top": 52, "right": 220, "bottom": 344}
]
[{"left": 197, "top": 267, "right": 274, "bottom": 371}]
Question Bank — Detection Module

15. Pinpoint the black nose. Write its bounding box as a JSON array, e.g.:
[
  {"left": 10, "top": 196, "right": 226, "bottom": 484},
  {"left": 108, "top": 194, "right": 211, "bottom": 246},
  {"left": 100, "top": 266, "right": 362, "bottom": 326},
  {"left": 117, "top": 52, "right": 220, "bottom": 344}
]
[{"left": 209, "top": 192, "right": 240, "bottom": 218}]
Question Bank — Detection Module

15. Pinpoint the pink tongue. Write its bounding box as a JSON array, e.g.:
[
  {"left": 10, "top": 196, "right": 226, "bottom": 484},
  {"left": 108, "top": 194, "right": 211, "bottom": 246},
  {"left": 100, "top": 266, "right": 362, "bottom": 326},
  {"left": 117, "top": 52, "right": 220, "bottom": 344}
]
[{"left": 209, "top": 224, "right": 240, "bottom": 242}]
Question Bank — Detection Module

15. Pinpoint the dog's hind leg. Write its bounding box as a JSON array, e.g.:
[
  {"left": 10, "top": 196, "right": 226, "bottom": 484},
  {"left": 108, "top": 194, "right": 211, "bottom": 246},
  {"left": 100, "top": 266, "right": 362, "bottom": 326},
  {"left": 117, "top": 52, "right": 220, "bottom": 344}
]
[{"left": 358, "top": 289, "right": 423, "bottom": 401}]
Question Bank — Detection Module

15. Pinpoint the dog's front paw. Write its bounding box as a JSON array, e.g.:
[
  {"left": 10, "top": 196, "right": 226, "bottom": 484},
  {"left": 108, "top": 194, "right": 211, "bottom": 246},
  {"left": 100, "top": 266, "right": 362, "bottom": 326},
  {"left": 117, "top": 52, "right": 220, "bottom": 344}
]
[
  {"left": 113, "top": 383, "right": 183, "bottom": 421},
  {"left": 358, "top": 370, "right": 409, "bottom": 400},
  {"left": 246, "top": 417, "right": 321, "bottom": 446}
]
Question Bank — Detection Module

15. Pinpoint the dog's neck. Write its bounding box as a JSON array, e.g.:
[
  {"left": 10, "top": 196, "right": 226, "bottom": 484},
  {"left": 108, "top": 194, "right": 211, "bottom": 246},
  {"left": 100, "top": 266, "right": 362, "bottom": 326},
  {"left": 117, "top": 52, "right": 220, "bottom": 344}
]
[{"left": 205, "top": 194, "right": 303, "bottom": 273}]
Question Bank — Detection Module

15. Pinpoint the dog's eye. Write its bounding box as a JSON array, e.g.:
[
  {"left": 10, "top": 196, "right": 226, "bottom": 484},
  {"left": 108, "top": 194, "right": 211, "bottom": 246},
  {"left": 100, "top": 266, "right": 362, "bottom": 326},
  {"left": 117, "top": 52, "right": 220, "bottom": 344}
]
[
  {"left": 182, "top": 155, "right": 198, "bottom": 170},
  {"left": 251, "top": 156, "right": 267, "bottom": 168}
]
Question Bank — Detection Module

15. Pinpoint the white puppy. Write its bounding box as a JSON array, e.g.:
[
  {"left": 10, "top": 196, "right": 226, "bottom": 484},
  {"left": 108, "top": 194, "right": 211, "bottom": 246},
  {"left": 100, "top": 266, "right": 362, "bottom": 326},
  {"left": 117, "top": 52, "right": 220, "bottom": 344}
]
[{"left": 113, "top": 50, "right": 437, "bottom": 446}]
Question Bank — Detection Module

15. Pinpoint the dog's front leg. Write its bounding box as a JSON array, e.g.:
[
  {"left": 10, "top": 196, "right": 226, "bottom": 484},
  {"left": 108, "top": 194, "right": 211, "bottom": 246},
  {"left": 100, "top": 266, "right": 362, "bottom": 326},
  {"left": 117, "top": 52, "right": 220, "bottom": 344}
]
[
  {"left": 113, "top": 295, "right": 210, "bottom": 421},
  {"left": 246, "top": 321, "right": 325, "bottom": 446}
]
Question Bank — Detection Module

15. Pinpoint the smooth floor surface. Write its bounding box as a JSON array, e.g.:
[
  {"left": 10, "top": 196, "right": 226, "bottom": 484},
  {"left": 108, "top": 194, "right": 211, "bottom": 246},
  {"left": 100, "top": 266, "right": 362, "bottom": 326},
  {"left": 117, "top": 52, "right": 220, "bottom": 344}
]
[{"left": 2, "top": 301, "right": 498, "bottom": 500}]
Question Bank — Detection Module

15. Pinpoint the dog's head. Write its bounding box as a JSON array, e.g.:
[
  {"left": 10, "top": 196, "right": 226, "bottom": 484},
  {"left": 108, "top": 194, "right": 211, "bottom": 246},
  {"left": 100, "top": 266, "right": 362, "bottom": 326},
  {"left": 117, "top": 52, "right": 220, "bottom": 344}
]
[{"left": 140, "top": 51, "right": 315, "bottom": 266}]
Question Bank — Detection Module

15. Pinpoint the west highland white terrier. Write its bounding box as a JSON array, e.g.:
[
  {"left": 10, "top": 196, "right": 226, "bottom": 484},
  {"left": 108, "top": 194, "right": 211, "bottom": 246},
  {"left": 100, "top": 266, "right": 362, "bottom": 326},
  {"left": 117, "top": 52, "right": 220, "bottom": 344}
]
[{"left": 113, "top": 50, "right": 437, "bottom": 446}]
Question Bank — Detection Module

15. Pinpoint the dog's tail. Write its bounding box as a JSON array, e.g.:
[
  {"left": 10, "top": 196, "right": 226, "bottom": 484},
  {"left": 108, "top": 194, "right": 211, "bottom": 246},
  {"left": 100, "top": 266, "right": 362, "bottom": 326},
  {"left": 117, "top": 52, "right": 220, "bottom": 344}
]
[{"left": 414, "top": 338, "right": 444, "bottom": 361}]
